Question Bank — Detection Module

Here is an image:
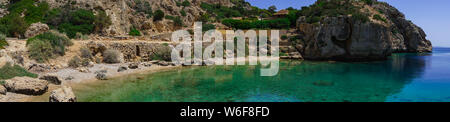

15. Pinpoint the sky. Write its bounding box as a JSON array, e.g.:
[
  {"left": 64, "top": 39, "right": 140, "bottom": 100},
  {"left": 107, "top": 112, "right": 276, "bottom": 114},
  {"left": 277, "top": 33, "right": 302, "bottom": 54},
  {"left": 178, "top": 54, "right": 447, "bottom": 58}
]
[{"left": 246, "top": 0, "right": 450, "bottom": 47}]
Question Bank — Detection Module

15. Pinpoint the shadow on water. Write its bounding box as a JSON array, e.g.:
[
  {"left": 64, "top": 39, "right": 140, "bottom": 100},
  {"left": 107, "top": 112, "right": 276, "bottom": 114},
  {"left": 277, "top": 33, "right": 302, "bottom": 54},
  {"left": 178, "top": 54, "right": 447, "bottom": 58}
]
[{"left": 74, "top": 52, "right": 429, "bottom": 102}]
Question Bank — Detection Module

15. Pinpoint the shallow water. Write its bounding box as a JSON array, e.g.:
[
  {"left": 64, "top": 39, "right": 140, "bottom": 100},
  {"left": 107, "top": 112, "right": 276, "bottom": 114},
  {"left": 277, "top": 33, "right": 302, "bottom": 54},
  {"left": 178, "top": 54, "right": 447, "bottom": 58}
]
[{"left": 74, "top": 48, "right": 450, "bottom": 102}]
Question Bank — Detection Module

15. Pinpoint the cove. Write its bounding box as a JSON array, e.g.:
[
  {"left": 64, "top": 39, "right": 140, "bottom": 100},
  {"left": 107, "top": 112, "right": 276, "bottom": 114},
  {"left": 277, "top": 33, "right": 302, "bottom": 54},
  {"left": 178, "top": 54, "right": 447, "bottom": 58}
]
[{"left": 72, "top": 48, "right": 450, "bottom": 102}]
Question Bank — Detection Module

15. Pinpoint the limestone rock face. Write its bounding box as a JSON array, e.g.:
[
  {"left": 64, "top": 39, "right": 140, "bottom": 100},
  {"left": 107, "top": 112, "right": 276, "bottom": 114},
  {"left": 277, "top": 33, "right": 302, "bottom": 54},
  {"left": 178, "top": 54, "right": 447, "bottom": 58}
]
[
  {"left": 4, "top": 77, "right": 49, "bottom": 95},
  {"left": 39, "top": 74, "right": 62, "bottom": 85},
  {"left": 25, "top": 22, "right": 50, "bottom": 38},
  {"left": 372, "top": 2, "right": 432, "bottom": 52},
  {"left": 295, "top": 1, "right": 432, "bottom": 61},
  {"left": 49, "top": 86, "right": 76, "bottom": 102}
]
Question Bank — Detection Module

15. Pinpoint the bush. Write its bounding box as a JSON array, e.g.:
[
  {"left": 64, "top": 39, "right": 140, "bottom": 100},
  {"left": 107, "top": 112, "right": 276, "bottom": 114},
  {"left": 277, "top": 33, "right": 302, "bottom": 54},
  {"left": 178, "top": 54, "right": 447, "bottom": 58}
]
[
  {"left": 173, "top": 16, "right": 183, "bottom": 27},
  {"left": 202, "top": 24, "right": 216, "bottom": 32},
  {"left": 94, "top": 11, "right": 112, "bottom": 33},
  {"left": 68, "top": 56, "right": 82, "bottom": 68},
  {"left": 373, "top": 14, "right": 387, "bottom": 23},
  {"left": 0, "top": 33, "right": 7, "bottom": 49},
  {"left": 27, "top": 30, "right": 72, "bottom": 62},
  {"left": 103, "top": 49, "right": 122, "bottom": 64},
  {"left": 129, "top": 28, "right": 142, "bottom": 36},
  {"left": 0, "top": 63, "right": 38, "bottom": 80},
  {"left": 362, "top": 0, "right": 374, "bottom": 5},
  {"left": 222, "top": 18, "right": 290, "bottom": 29},
  {"left": 153, "top": 10, "right": 165, "bottom": 21},
  {"left": 75, "top": 32, "right": 89, "bottom": 40},
  {"left": 27, "top": 39, "right": 53, "bottom": 63},
  {"left": 80, "top": 47, "right": 93, "bottom": 59},
  {"left": 134, "top": 0, "right": 153, "bottom": 18},
  {"left": 182, "top": 0, "right": 191, "bottom": 7},
  {"left": 281, "top": 35, "right": 288, "bottom": 40},
  {"left": 180, "top": 10, "right": 187, "bottom": 16}
]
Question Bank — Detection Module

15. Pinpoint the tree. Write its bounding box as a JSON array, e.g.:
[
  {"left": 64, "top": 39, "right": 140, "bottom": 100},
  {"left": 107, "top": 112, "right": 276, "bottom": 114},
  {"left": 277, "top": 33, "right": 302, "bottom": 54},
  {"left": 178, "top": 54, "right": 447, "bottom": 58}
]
[
  {"left": 268, "top": 5, "right": 277, "bottom": 13},
  {"left": 153, "top": 10, "right": 165, "bottom": 21}
]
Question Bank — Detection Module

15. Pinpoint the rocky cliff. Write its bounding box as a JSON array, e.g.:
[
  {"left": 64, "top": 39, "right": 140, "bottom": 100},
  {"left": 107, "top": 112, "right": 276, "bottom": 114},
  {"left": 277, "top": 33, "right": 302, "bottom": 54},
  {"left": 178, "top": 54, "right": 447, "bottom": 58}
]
[{"left": 294, "top": 0, "right": 432, "bottom": 61}]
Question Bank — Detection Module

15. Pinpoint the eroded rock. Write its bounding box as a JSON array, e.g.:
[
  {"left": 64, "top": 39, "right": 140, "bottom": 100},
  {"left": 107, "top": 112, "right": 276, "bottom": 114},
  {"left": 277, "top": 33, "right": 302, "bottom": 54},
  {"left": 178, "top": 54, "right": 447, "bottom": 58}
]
[
  {"left": 39, "top": 74, "right": 62, "bottom": 85},
  {"left": 4, "top": 77, "right": 48, "bottom": 95},
  {"left": 49, "top": 86, "right": 76, "bottom": 102},
  {"left": 25, "top": 22, "right": 49, "bottom": 38}
]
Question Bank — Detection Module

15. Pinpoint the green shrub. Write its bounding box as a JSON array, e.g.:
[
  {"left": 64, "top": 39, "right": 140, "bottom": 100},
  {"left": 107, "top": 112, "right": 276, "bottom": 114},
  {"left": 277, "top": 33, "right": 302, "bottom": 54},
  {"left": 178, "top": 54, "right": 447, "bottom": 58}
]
[
  {"left": 222, "top": 18, "right": 290, "bottom": 29},
  {"left": 27, "top": 39, "right": 54, "bottom": 62},
  {"left": 153, "top": 10, "right": 165, "bottom": 21},
  {"left": 373, "top": 14, "right": 387, "bottom": 23},
  {"left": 103, "top": 49, "right": 122, "bottom": 64},
  {"left": 94, "top": 11, "right": 112, "bottom": 33},
  {"left": 134, "top": 0, "right": 153, "bottom": 18},
  {"left": 173, "top": 16, "right": 183, "bottom": 27},
  {"left": 281, "top": 35, "right": 288, "bottom": 40},
  {"left": 0, "top": 33, "right": 7, "bottom": 49},
  {"left": 352, "top": 13, "right": 370, "bottom": 23},
  {"left": 0, "top": 80, "right": 4, "bottom": 85},
  {"left": 202, "top": 24, "right": 216, "bottom": 32},
  {"left": 27, "top": 30, "right": 72, "bottom": 62},
  {"left": 362, "top": 0, "right": 374, "bottom": 5},
  {"left": 0, "top": 63, "right": 38, "bottom": 80},
  {"left": 182, "top": 0, "right": 191, "bottom": 7},
  {"left": 68, "top": 56, "right": 82, "bottom": 68},
  {"left": 75, "top": 32, "right": 89, "bottom": 40},
  {"left": 180, "top": 10, "right": 187, "bottom": 16},
  {"left": 129, "top": 28, "right": 142, "bottom": 36},
  {"left": 80, "top": 47, "right": 93, "bottom": 59}
]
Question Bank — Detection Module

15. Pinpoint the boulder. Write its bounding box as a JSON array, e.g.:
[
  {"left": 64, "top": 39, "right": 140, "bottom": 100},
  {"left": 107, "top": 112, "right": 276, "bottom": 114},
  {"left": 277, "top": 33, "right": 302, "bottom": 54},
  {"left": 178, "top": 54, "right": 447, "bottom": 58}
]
[
  {"left": 117, "top": 66, "right": 128, "bottom": 72},
  {"left": 96, "top": 73, "right": 107, "bottom": 80},
  {"left": 49, "top": 86, "right": 76, "bottom": 102},
  {"left": 65, "top": 76, "right": 74, "bottom": 81},
  {"left": 128, "top": 63, "right": 139, "bottom": 69},
  {"left": 158, "top": 61, "right": 169, "bottom": 66},
  {"left": 95, "top": 70, "right": 107, "bottom": 74},
  {"left": 4, "top": 77, "right": 48, "bottom": 95},
  {"left": 39, "top": 74, "right": 62, "bottom": 85},
  {"left": 25, "top": 22, "right": 49, "bottom": 38},
  {"left": 0, "top": 85, "right": 6, "bottom": 95}
]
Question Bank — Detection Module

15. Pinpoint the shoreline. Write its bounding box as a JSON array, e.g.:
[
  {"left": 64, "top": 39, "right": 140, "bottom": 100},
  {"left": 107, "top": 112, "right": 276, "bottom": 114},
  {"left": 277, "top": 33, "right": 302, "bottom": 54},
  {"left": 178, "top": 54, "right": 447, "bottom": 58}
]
[{"left": 15, "top": 56, "right": 280, "bottom": 102}]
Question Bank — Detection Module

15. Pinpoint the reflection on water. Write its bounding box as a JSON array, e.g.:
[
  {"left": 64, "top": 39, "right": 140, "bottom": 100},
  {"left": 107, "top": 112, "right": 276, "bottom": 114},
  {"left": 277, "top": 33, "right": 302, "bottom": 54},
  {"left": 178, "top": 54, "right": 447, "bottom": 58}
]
[{"left": 75, "top": 48, "right": 450, "bottom": 102}]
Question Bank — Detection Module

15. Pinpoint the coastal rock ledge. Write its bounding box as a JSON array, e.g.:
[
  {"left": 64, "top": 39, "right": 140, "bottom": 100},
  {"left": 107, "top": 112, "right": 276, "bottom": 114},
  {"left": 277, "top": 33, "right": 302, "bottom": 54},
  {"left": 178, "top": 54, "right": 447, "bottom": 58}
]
[
  {"left": 294, "top": 0, "right": 432, "bottom": 61},
  {"left": 4, "top": 77, "right": 49, "bottom": 95},
  {"left": 49, "top": 86, "right": 77, "bottom": 102}
]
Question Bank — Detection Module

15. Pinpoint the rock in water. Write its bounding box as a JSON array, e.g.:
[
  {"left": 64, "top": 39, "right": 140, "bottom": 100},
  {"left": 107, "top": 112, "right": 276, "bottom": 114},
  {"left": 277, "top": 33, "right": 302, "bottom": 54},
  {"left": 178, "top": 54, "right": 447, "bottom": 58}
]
[
  {"left": 25, "top": 22, "right": 49, "bottom": 38},
  {"left": 294, "top": 0, "right": 432, "bottom": 61},
  {"left": 49, "top": 86, "right": 76, "bottom": 102},
  {"left": 39, "top": 74, "right": 62, "bottom": 85},
  {"left": 0, "top": 85, "right": 6, "bottom": 95},
  {"left": 4, "top": 77, "right": 48, "bottom": 95}
]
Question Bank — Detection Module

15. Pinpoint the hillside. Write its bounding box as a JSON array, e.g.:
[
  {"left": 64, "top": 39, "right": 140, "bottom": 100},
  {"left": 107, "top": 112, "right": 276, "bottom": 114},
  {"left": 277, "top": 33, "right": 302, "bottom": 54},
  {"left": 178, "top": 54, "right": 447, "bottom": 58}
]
[{"left": 0, "top": 0, "right": 254, "bottom": 38}]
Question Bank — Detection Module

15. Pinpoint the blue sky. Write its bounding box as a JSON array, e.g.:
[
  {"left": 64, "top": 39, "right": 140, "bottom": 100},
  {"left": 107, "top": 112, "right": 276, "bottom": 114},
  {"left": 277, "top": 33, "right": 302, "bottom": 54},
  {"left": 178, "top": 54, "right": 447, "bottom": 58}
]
[{"left": 246, "top": 0, "right": 450, "bottom": 47}]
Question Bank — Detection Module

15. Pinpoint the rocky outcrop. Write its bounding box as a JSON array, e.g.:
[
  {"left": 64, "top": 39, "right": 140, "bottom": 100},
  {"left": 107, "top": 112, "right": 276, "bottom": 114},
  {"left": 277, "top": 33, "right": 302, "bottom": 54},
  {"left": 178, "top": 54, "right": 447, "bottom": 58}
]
[
  {"left": 86, "top": 41, "right": 172, "bottom": 62},
  {"left": 294, "top": 1, "right": 432, "bottom": 61},
  {"left": 39, "top": 74, "right": 62, "bottom": 85},
  {"left": 24, "top": 22, "right": 50, "bottom": 38},
  {"left": 0, "top": 85, "right": 6, "bottom": 95},
  {"left": 372, "top": 2, "right": 432, "bottom": 52},
  {"left": 49, "top": 86, "right": 76, "bottom": 102},
  {"left": 4, "top": 77, "right": 49, "bottom": 95}
]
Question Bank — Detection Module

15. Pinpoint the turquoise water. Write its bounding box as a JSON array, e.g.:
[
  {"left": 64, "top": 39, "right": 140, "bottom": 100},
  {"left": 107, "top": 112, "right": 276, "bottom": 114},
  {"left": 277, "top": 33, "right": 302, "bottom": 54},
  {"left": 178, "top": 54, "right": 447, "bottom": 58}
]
[{"left": 75, "top": 48, "right": 450, "bottom": 102}]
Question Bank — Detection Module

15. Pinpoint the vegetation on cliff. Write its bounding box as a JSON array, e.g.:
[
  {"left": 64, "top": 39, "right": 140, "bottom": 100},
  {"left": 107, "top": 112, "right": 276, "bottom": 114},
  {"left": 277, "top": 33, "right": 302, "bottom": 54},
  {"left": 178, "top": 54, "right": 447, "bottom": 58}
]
[{"left": 0, "top": 0, "right": 111, "bottom": 38}]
